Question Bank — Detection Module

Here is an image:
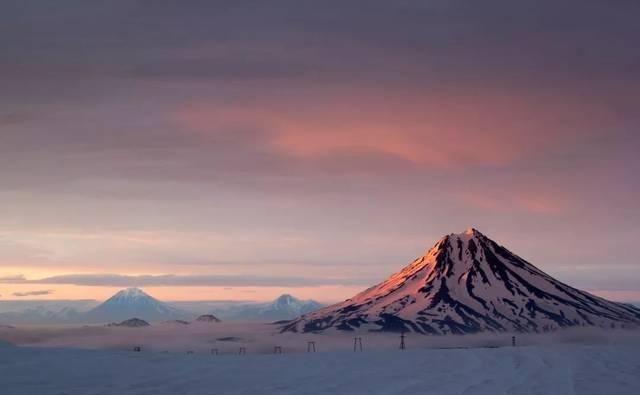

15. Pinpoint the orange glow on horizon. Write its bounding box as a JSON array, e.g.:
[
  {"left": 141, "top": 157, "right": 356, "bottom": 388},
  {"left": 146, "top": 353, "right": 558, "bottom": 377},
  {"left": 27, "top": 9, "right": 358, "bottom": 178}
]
[{"left": 0, "top": 283, "right": 363, "bottom": 303}]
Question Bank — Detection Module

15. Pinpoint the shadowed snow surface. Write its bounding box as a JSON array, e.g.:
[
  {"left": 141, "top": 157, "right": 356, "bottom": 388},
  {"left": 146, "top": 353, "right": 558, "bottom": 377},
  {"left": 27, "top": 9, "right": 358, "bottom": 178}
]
[{"left": 0, "top": 342, "right": 639, "bottom": 395}]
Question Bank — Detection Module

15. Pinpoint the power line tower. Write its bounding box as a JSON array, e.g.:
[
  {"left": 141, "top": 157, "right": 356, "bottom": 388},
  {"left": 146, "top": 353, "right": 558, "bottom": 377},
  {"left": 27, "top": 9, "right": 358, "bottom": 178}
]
[
  {"left": 307, "top": 341, "right": 316, "bottom": 352},
  {"left": 353, "top": 337, "right": 363, "bottom": 352}
]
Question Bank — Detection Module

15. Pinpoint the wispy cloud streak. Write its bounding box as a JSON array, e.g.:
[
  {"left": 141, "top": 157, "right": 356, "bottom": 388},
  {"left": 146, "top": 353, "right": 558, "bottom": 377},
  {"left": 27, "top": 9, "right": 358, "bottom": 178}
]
[
  {"left": 12, "top": 289, "right": 55, "bottom": 297},
  {"left": 0, "top": 274, "right": 371, "bottom": 288}
]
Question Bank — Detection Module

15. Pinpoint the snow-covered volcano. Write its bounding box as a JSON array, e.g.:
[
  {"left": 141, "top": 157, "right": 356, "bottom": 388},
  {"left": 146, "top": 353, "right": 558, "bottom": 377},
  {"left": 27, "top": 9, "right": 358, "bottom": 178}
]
[
  {"left": 85, "top": 288, "right": 192, "bottom": 323},
  {"left": 268, "top": 294, "right": 324, "bottom": 318},
  {"left": 283, "top": 228, "right": 640, "bottom": 334},
  {"left": 222, "top": 294, "right": 323, "bottom": 321}
]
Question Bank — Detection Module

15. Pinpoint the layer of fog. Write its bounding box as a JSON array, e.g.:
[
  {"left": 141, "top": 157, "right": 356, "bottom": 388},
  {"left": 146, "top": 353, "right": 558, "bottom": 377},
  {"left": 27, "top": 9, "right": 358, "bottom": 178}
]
[{"left": 1, "top": 322, "right": 639, "bottom": 355}]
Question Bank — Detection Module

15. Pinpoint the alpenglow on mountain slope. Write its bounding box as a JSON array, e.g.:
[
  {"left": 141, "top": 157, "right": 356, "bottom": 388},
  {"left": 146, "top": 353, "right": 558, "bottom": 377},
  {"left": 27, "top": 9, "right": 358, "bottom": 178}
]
[
  {"left": 85, "top": 288, "right": 192, "bottom": 323},
  {"left": 283, "top": 228, "right": 640, "bottom": 334}
]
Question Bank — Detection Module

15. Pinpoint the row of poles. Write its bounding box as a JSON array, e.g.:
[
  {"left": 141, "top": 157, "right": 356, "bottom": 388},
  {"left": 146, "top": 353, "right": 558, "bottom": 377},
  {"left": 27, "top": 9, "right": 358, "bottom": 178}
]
[{"left": 134, "top": 334, "right": 518, "bottom": 354}]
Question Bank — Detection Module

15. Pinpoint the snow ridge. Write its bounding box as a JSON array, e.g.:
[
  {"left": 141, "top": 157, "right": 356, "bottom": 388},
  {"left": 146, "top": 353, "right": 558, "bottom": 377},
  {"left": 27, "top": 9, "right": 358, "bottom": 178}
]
[{"left": 282, "top": 228, "right": 640, "bottom": 334}]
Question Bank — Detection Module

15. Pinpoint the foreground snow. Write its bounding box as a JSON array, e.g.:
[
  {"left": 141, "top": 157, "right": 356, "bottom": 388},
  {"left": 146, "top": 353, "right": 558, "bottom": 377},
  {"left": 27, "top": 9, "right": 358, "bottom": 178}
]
[{"left": 1, "top": 341, "right": 639, "bottom": 395}]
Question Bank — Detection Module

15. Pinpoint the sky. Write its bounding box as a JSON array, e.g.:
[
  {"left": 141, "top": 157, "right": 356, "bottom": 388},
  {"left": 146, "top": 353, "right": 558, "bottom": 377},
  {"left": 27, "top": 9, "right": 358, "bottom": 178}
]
[{"left": 1, "top": 0, "right": 639, "bottom": 303}]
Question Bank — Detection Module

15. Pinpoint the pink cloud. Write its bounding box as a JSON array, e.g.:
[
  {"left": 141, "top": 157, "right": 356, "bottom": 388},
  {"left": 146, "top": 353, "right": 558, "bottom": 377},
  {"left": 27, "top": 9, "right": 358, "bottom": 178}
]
[
  {"left": 174, "top": 86, "right": 620, "bottom": 170},
  {"left": 454, "top": 187, "right": 573, "bottom": 216}
]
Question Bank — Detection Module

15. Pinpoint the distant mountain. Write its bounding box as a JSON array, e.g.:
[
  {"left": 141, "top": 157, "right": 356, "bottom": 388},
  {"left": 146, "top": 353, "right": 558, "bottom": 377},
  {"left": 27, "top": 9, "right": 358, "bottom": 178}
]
[
  {"left": 283, "top": 228, "right": 640, "bottom": 334},
  {"left": 84, "top": 288, "right": 193, "bottom": 323},
  {"left": 0, "top": 292, "right": 322, "bottom": 325},
  {"left": 0, "top": 300, "right": 97, "bottom": 325},
  {"left": 0, "top": 305, "right": 84, "bottom": 324},
  {"left": 170, "top": 295, "right": 323, "bottom": 321},
  {"left": 221, "top": 294, "right": 324, "bottom": 321},
  {"left": 194, "top": 314, "right": 221, "bottom": 323},
  {"left": 0, "top": 300, "right": 97, "bottom": 314},
  {"left": 107, "top": 318, "right": 151, "bottom": 328}
]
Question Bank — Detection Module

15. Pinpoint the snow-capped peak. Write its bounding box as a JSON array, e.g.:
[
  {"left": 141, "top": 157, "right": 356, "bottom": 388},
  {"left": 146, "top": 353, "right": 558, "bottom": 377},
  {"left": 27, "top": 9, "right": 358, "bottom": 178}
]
[
  {"left": 86, "top": 287, "right": 191, "bottom": 323},
  {"left": 283, "top": 228, "right": 640, "bottom": 334},
  {"left": 114, "top": 287, "right": 148, "bottom": 300},
  {"left": 275, "top": 294, "right": 297, "bottom": 306},
  {"left": 462, "top": 227, "right": 476, "bottom": 236},
  {"left": 452, "top": 227, "right": 482, "bottom": 240}
]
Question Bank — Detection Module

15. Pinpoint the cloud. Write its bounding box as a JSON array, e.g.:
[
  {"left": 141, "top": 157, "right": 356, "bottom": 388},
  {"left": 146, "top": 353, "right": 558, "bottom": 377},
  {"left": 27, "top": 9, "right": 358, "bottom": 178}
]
[
  {"left": 0, "top": 275, "right": 27, "bottom": 283},
  {"left": 128, "top": 56, "right": 311, "bottom": 82},
  {"left": 0, "top": 112, "right": 36, "bottom": 126},
  {"left": 455, "top": 189, "right": 573, "bottom": 216},
  {"left": 175, "top": 85, "right": 633, "bottom": 171},
  {"left": 12, "top": 289, "right": 54, "bottom": 297},
  {"left": 0, "top": 0, "right": 638, "bottom": 300},
  {"left": 1, "top": 274, "right": 372, "bottom": 288}
]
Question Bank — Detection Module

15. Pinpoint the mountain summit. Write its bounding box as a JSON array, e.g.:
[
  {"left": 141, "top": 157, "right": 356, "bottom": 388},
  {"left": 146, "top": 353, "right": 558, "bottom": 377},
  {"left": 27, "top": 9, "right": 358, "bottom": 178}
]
[
  {"left": 85, "top": 288, "right": 191, "bottom": 323},
  {"left": 283, "top": 228, "right": 640, "bottom": 334},
  {"left": 222, "top": 294, "right": 324, "bottom": 321}
]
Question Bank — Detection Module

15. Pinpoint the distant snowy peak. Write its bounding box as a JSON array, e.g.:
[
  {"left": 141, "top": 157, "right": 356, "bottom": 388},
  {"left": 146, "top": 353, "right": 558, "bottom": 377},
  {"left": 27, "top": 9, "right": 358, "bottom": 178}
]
[
  {"left": 112, "top": 287, "right": 147, "bottom": 300},
  {"left": 104, "top": 288, "right": 158, "bottom": 305},
  {"left": 254, "top": 294, "right": 323, "bottom": 320},
  {"left": 274, "top": 294, "right": 298, "bottom": 306},
  {"left": 272, "top": 294, "right": 322, "bottom": 311},
  {"left": 218, "top": 294, "right": 324, "bottom": 321},
  {"left": 283, "top": 228, "right": 640, "bottom": 334},
  {"left": 86, "top": 288, "right": 192, "bottom": 323}
]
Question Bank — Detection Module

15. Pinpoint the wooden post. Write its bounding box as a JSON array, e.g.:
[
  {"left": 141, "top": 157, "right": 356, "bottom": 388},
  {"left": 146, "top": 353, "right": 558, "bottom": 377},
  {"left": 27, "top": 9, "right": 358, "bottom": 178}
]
[
  {"left": 512, "top": 336, "right": 516, "bottom": 347},
  {"left": 274, "top": 346, "right": 282, "bottom": 354},
  {"left": 400, "top": 332, "right": 406, "bottom": 350},
  {"left": 239, "top": 347, "right": 246, "bottom": 355},
  {"left": 211, "top": 348, "right": 218, "bottom": 355}
]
